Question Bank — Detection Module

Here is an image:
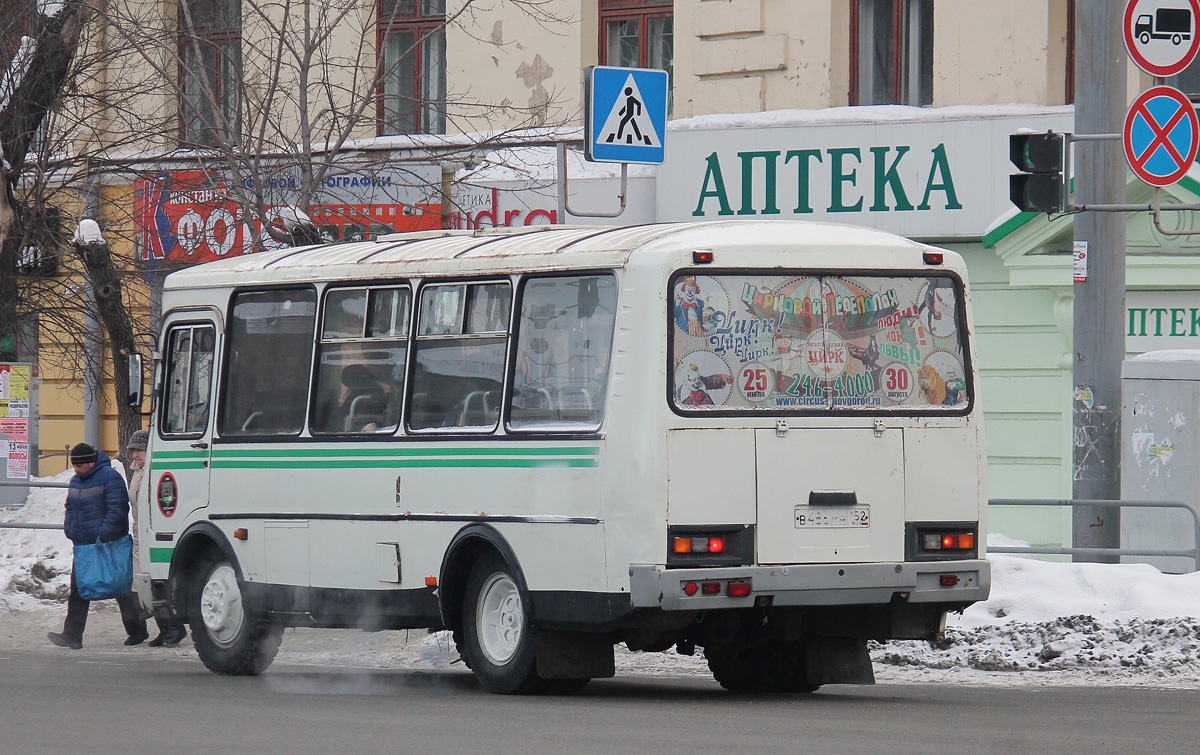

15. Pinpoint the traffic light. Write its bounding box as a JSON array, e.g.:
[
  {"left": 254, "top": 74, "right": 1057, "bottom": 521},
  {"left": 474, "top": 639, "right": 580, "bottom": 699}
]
[{"left": 1009, "top": 132, "right": 1065, "bottom": 214}]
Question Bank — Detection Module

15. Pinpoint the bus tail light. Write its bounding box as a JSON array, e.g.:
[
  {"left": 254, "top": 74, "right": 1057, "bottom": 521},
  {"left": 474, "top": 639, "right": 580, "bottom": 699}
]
[
  {"left": 680, "top": 579, "right": 753, "bottom": 598},
  {"left": 939, "top": 574, "right": 960, "bottom": 587},
  {"left": 907, "top": 523, "right": 979, "bottom": 561},
  {"left": 672, "top": 536, "right": 728, "bottom": 554},
  {"left": 666, "top": 525, "right": 752, "bottom": 568},
  {"left": 923, "top": 251, "right": 944, "bottom": 265},
  {"left": 727, "top": 580, "right": 752, "bottom": 598},
  {"left": 923, "top": 532, "right": 975, "bottom": 551}
]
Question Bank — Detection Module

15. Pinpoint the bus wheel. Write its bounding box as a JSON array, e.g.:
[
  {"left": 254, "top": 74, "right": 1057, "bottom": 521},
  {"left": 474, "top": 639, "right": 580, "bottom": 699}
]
[
  {"left": 462, "top": 553, "right": 540, "bottom": 694},
  {"left": 189, "top": 555, "right": 282, "bottom": 676},
  {"left": 706, "top": 641, "right": 818, "bottom": 693}
]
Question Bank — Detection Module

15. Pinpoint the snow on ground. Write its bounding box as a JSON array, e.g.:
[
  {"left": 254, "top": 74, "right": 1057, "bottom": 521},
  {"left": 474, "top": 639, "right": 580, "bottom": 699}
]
[
  {"left": 0, "top": 472, "right": 75, "bottom": 613},
  {"left": 3, "top": 480, "right": 1199, "bottom": 687}
]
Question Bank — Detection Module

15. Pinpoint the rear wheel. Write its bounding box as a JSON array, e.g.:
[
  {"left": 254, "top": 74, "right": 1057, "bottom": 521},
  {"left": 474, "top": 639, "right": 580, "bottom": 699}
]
[
  {"left": 189, "top": 555, "right": 282, "bottom": 676},
  {"left": 463, "top": 553, "right": 540, "bottom": 693},
  {"left": 706, "top": 641, "right": 819, "bottom": 693}
]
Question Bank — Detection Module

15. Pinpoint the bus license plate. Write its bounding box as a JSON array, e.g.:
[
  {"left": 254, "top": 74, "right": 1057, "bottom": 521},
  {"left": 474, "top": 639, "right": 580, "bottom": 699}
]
[{"left": 794, "top": 506, "right": 870, "bottom": 528}]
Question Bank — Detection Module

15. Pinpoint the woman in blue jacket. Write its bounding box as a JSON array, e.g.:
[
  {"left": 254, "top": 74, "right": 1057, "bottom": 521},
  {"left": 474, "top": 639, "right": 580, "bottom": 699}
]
[{"left": 47, "top": 443, "right": 148, "bottom": 649}]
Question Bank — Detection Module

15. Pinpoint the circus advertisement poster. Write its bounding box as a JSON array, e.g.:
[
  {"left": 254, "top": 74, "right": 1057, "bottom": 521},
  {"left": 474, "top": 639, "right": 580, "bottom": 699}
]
[
  {"left": 670, "top": 273, "right": 970, "bottom": 412},
  {"left": 135, "top": 168, "right": 443, "bottom": 266}
]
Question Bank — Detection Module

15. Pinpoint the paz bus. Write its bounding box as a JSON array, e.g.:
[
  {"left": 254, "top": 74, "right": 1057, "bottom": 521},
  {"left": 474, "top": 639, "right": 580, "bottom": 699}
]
[{"left": 134, "top": 220, "right": 990, "bottom": 694}]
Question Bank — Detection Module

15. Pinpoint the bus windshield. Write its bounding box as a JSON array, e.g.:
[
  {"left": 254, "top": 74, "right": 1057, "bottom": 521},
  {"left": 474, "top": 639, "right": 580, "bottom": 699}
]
[{"left": 670, "top": 272, "right": 970, "bottom": 413}]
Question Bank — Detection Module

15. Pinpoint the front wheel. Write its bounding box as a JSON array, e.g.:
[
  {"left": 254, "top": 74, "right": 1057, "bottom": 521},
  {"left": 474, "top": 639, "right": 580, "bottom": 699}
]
[
  {"left": 189, "top": 555, "right": 282, "bottom": 675},
  {"left": 462, "top": 553, "right": 543, "bottom": 694}
]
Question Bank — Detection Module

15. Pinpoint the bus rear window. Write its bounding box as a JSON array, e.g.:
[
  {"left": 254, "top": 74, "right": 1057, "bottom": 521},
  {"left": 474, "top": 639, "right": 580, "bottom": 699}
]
[{"left": 670, "top": 273, "right": 970, "bottom": 413}]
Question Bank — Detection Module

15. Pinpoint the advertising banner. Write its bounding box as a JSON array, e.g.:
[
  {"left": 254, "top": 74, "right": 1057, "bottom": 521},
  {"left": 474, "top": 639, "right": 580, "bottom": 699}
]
[
  {"left": 0, "top": 363, "right": 31, "bottom": 500},
  {"left": 135, "top": 167, "right": 444, "bottom": 266}
]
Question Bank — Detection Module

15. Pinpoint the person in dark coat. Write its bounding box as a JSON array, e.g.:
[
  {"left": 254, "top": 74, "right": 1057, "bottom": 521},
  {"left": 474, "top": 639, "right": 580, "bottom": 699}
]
[{"left": 47, "top": 443, "right": 148, "bottom": 649}]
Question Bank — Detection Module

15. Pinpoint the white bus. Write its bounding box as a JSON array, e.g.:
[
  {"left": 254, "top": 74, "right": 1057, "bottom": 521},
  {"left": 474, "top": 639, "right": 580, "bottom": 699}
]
[{"left": 135, "top": 220, "right": 989, "bottom": 694}]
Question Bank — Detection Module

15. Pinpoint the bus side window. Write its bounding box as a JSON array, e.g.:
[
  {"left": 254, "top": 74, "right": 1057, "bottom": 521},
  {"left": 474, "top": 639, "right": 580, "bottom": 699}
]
[
  {"left": 218, "top": 288, "right": 317, "bottom": 437},
  {"left": 408, "top": 282, "right": 510, "bottom": 432},
  {"left": 508, "top": 274, "right": 617, "bottom": 431},
  {"left": 311, "top": 286, "right": 410, "bottom": 435}
]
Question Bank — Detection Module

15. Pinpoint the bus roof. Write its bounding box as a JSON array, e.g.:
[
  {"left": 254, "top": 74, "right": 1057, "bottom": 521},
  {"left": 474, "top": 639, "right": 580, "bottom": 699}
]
[{"left": 161, "top": 220, "right": 937, "bottom": 291}]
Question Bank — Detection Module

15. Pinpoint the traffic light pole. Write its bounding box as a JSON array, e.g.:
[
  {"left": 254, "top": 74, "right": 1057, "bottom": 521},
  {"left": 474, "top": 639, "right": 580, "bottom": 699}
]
[{"left": 1071, "top": 0, "right": 1126, "bottom": 562}]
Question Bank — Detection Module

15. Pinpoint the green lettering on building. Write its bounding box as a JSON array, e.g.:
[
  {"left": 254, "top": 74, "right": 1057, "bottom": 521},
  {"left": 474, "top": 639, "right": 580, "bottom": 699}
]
[
  {"left": 693, "top": 152, "right": 735, "bottom": 216},
  {"left": 870, "top": 146, "right": 914, "bottom": 212},
  {"left": 737, "top": 151, "right": 782, "bottom": 216},
  {"left": 1129, "top": 308, "right": 1148, "bottom": 337},
  {"left": 827, "top": 148, "right": 863, "bottom": 213},
  {"left": 917, "top": 144, "right": 963, "bottom": 211},
  {"left": 785, "top": 149, "right": 823, "bottom": 214}
]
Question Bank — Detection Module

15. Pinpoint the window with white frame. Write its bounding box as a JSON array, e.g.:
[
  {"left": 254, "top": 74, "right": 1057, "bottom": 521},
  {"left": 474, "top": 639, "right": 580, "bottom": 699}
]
[
  {"left": 379, "top": 0, "right": 446, "bottom": 135},
  {"left": 179, "top": 0, "right": 242, "bottom": 147},
  {"left": 853, "top": 0, "right": 933, "bottom": 106}
]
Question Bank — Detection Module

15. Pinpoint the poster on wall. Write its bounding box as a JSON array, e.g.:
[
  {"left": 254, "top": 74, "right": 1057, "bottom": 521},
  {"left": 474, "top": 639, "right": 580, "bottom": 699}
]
[
  {"left": 669, "top": 274, "right": 970, "bottom": 412},
  {"left": 134, "top": 166, "right": 444, "bottom": 267},
  {"left": 0, "top": 363, "right": 31, "bottom": 482}
]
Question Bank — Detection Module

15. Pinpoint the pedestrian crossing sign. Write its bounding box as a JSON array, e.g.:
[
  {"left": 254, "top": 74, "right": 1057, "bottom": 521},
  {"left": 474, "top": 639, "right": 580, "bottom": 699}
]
[{"left": 585, "top": 66, "right": 668, "bottom": 164}]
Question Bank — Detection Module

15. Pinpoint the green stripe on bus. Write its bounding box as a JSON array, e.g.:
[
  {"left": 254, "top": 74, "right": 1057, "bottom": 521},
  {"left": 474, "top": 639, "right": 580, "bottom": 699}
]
[
  {"left": 149, "top": 548, "right": 173, "bottom": 563},
  {"left": 152, "top": 451, "right": 208, "bottom": 459},
  {"left": 209, "top": 446, "right": 599, "bottom": 459},
  {"left": 152, "top": 462, "right": 208, "bottom": 470},
  {"left": 210, "top": 457, "right": 598, "bottom": 469}
]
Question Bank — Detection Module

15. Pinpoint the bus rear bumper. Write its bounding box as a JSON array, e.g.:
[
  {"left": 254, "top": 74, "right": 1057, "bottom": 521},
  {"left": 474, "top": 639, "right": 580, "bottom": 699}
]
[{"left": 628, "top": 559, "right": 990, "bottom": 611}]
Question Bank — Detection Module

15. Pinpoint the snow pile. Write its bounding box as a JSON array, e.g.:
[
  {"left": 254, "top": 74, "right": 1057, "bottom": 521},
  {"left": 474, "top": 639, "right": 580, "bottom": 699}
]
[
  {"left": 0, "top": 472, "right": 74, "bottom": 612},
  {"left": 872, "top": 555, "right": 1200, "bottom": 685}
]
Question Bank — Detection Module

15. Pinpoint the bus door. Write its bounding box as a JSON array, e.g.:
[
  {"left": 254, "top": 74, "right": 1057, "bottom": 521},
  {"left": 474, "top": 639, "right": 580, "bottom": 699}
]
[{"left": 149, "top": 315, "right": 219, "bottom": 532}]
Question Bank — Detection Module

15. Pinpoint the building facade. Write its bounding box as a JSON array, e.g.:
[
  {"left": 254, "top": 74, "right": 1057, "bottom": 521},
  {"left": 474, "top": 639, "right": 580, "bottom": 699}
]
[{"left": 32, "top": 1, "right": 1200, "bottom": 552}]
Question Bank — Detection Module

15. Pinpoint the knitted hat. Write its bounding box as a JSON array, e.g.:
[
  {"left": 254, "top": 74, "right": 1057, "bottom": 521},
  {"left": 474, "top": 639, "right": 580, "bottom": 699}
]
[
  {"left": 70, "top": 443, "right": 98, "bottom": 465},
  {"left": 126, "top": 430, "right": 149, "bottom": 451}
]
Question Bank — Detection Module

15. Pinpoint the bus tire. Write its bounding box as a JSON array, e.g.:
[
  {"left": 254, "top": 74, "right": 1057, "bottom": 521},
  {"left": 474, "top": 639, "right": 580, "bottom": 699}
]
[
  {"left": 706, "top": 641, "right": 818, "bottom": 694},
  {"left": 189, "top": 555, "right": 282, "bottom": 676},
  {"left": 462, "top": 552, "right": 541, "bottom": 694}
]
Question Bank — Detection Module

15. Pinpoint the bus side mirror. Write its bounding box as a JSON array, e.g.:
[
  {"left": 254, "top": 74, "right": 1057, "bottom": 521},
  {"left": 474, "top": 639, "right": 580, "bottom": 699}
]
[{"left": 127, "top": 353, "right": 144, "bottom": 408}]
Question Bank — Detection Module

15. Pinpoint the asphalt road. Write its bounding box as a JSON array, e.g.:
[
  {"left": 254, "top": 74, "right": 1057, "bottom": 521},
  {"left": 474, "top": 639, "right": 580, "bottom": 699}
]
[{"left": 2, "top": 649, "right": 1196, "bottom": 755}]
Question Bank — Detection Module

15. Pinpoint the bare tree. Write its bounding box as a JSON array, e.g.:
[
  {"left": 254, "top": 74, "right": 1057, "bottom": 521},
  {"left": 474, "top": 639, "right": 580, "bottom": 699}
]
[
  {"left": 2, "top": 0, "right": 581, "bottom": 457},
  {"left": 1, "top": 0, "right": 101, "bottom": 363}
]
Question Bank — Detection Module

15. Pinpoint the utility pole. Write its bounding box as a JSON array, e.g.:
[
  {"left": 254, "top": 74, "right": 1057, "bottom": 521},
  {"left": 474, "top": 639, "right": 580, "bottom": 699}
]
[{"left": 1072, "top": 1, "right": 1126, "bottom": 561}]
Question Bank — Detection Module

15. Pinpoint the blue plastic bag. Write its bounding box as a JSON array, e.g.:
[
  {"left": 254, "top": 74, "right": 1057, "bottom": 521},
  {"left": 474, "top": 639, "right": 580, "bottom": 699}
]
[{"left": 74, "top": 534, "right": 134, "bottom": 600}]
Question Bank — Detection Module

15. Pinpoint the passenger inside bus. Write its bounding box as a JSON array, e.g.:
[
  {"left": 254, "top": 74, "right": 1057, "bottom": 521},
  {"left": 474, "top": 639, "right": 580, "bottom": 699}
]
[
  {"left": 338, "top": 364, "right": 389, "bottom": 432},
  {"left": 358, "top": 362, "right": 405, "bottom": 433}
]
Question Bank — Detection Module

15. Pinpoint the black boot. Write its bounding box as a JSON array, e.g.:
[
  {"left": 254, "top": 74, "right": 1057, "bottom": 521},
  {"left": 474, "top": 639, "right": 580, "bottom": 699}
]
[
  {"left": 48, "top": 632, "right": 83, "bottom": 649},
  {"left": 160, "top": 625, "right": 188, "bottom": 647},
  {"left": 150, "top": 620, "right": 187, "bottom": 648}
]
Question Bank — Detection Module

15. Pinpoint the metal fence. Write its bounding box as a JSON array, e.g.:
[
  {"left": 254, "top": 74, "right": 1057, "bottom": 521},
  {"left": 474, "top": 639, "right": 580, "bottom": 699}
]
[
  {"left": 987, "top": 498, "right": 1200, "bottom": 571},
  {"left": 0, "top": 478, "right": 68, "bottom": 528}
]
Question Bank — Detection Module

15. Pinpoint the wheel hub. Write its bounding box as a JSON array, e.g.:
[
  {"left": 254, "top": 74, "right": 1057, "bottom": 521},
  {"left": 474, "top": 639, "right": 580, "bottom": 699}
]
[
  {"left": 477, "top": 573, "right": 523, "bottom": 666},
  {"left": 200, "top": 563, "right": 244, "bottom": 647}
]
